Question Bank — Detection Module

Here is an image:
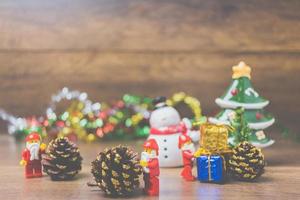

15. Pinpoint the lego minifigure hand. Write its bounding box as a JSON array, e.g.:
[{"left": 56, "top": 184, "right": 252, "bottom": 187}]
[
  {"left": 40, "top": 143, "right": 47, "bottom": 151},
  {"left": 19, "top": 159, "right": 27, "bottom": 166},
  {"left": 140, "top": 160, "right": 148, "bottom": 167}
]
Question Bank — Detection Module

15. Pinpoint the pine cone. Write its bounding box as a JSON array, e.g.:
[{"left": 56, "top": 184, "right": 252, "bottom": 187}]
[
  {"left": 42, "top": 137, "right": 82, "bottom": 180},
  {"left": 229, "top": 141, "right": 265, "bottom": 181},
  {"left": 90, "top": 146, "right": 142, "bottom": 197}
]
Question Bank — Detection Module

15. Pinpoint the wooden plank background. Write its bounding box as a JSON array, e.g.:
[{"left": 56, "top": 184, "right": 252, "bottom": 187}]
[{"left": 0, "top": 0, "right": 299, "bottom": 134}]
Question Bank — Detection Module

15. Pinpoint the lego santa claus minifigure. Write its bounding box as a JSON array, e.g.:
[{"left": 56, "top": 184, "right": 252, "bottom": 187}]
[
  {"left": 20, "top": 132, "right": 47, "bottom": 178},
  {"left": 178, "top": 134, "right": 196, "bottom": 181},
  {"left": 140, "top": 139, "right": 160, "bottom": 196}
]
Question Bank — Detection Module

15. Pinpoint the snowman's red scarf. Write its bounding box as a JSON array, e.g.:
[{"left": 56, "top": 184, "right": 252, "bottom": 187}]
[{"left": 150, "top": 123, "right": 187, "bottom": 135}]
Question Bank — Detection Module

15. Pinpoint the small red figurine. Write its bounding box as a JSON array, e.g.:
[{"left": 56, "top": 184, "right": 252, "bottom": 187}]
[
  {"left": 20, "top": 132, "right": 47, "bottom": 178},
  {"left": 178, "top": 135, "right": 196, "bottom": 181},
  {"left": 140, "top": 139, "right": 160, "bottom": 196}
]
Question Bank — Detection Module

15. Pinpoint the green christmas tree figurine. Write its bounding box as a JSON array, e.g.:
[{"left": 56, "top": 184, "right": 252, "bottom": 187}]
[{"left": 209, "top": 61, "right": 275, "bottom": 148}]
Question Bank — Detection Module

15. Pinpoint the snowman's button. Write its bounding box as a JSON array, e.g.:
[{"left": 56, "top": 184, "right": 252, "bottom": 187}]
[
  {"left": 163, "top": 139, "right": 167, "bottom": 142},
  {"left": 164, "top": 155, "right": 168, "bottom": 159},
  {"left": 164, "top": 147, "right": 167, "bottom": 151}
]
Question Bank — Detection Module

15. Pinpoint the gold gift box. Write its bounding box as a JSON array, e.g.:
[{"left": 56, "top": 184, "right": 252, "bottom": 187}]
[{"left": 195, "top": 123, "right": 232, "bottom": 157}]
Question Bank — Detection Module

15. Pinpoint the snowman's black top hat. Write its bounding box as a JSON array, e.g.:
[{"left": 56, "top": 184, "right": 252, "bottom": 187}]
[{"left": 153, "top": 96, "right": 167, "bottom": 109}]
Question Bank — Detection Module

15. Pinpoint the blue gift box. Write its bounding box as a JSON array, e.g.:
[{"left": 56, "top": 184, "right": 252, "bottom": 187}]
[{"left": 196, "top": 155, "right": 225, "bottom": 183}]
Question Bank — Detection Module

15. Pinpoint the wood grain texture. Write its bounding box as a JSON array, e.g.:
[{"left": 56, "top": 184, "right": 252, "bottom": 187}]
[
  {"left": 0, "top": 0, "right": 299, "bottom": 134},
  {"left": 0, "top": 133, "right": 300, "bottom": 200},
  {"left": 0, "top": 0, "right": 299, "bottom": 51}
]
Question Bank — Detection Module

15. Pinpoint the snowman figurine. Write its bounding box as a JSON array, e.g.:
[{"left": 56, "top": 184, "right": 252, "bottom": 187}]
[{"left": 148, "top": 96, "right": 200, "bottom": 167}]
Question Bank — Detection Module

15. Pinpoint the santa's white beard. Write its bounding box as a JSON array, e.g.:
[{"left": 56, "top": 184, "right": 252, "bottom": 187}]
[
  {"left": 26, "top": 142, "right": 40, "bottom": 161},
  {"left": 141, "top": 152, "right": 149, "bottom": 162},
  {"left": 181, "top": 143, "right": 195, "bottom": 153},
  {"left": 142, "top": 151, "right": 157, "bottom": 160},
  {"left": 148, "top": 151, "right": 157, "bottom": 159}
]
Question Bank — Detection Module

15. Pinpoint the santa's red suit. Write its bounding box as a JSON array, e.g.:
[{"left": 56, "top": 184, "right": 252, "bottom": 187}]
[
  {"left": 21, "top": 133, "right": 45, "bottom": 178},
  {"left": 142, "top": 139, "right": 160, "bottom": 196},
  {"left": 179, "top": 135, "right": 196, "bottom": 181}
]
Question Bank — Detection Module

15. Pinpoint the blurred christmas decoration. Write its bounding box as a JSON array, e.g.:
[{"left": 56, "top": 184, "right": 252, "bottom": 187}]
[
  {"left": 89, "top": 146, "right": 142, "bottom": 197},
  {"left": 16, "top": 117, "right": 47, "bottom": 140},
  {"left": 46, "top": 87, "right": 101, "bottom": 120},
  {"left": 0, "top": 87, "right": 101, "bottom": 141},
  {"left": 0, "top": 108, "right": 47, "bottom": 140},
  {"left": 45, "top": 101, "right": 100, "bottom": 142},
  {"left": 42, "top": 137, "right": 82, "bottom": 181},
  {"left": 0, "top": 109, "right": 43, "bottom": 138},
  {"left": 94, "top": 94, "right": 153, "bottom": 140},
  {"left": 167, "top": 92, "right": 206, "bottom": 124},
  {"left": 0, "top": 87, "right": 204, "bottom": 142},
  {"left": 209, "top": 61, "right": 275, "bottom": 148},
  {"left": 44, "top": 87, "right": 102, "bottom": 142}
]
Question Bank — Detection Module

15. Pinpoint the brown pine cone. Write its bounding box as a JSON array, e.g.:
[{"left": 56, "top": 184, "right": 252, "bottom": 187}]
[
  {"left": 229, "top": 141, "right": 265, "bottom": 181},
  {"left": 90, "top": 145, "right": 142, "bottom": 196},
  {"left": 42, "top": 137, "right": 82, "bottom": 181}
]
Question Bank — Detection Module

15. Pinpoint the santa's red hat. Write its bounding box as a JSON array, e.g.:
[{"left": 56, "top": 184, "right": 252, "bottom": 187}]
[
  {"left": 178, "top": 134, "right": 192, "bottom": 149},
  {"left": 25, "top": 132, "right": 41, "bottom": 142},
  {"left": 143, "top": 139, "right": 159, "bottom": 155}
]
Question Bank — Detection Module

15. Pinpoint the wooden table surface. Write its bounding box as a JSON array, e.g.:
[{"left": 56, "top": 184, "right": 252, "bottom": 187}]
[{"left": 0, "top": 131, "right": 300, "bottom": 200}]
